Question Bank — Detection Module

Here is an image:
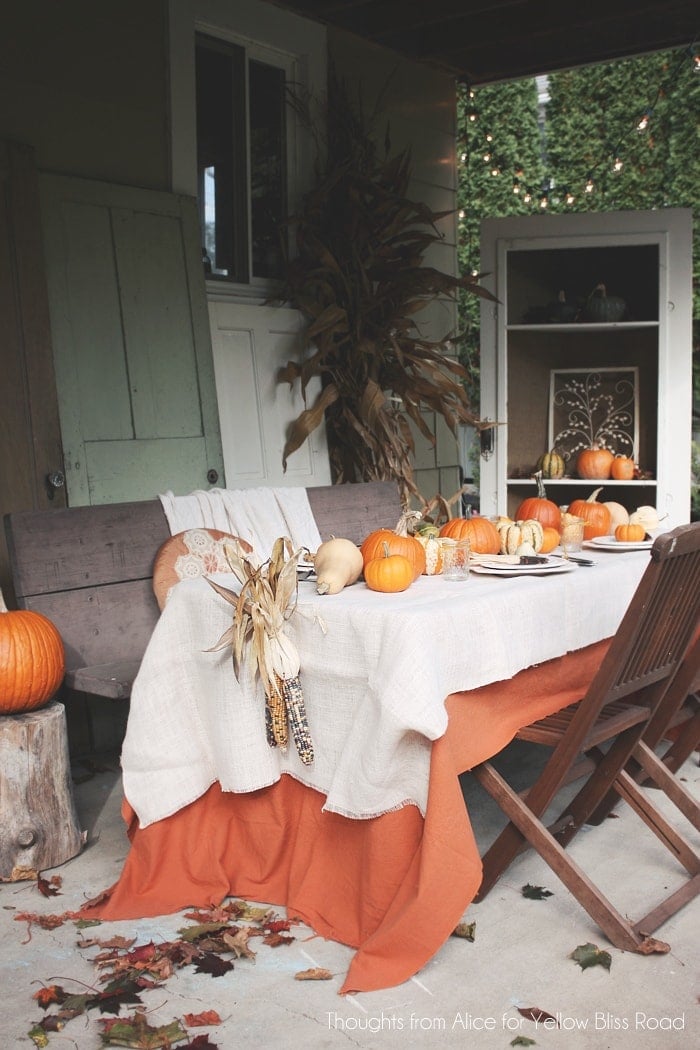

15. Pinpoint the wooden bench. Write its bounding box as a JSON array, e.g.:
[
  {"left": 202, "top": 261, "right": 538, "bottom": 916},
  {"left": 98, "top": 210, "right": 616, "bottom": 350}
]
[{"left": 3, "top": 482, "right": 403, "bottom": 707}]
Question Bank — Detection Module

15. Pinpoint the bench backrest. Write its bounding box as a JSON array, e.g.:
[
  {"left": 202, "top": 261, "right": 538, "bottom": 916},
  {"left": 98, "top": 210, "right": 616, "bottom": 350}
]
[{"left": 4, "top": 482, "right": 402, "bottom": 675}]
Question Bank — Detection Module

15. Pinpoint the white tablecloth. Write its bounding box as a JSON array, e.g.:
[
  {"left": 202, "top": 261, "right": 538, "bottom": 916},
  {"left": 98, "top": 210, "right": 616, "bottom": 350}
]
[{"left": 121, "top": 549, "right": 651, "bottom": 828}]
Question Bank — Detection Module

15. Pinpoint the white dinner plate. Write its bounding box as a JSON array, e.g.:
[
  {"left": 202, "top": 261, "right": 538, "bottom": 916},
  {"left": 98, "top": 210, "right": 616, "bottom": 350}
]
[
  {"left": 471, "top": 555, "right": 576, "bottom": 577},
  {"left": 586, "top": 535, "right": 654, "bottom": 552}
]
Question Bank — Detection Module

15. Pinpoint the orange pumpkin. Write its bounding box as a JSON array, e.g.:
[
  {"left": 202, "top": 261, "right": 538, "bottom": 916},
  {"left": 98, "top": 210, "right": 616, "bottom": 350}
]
[
  {"left": 615, "top": 522, "right": 646, "bottom": 543},
  {"left": 0, "top": 589, "right": 65, "bottom": 714},
  {"left": 576, "top": 446, "right": 614, "bottom": 480},
  {"left": 439, "top": 515, "right": 500, "bottom": 555},
  {"left": 514, "top": 472, "right": 561, "bottom": 532},
  {"left": 540, "top": 526, "right": 561, "bottom": 554},
  {"left": 611, "top": 455, "right": 635, "bottom": 481},
  {"left": 567, "top": 487, "right": 612, "bottom": 540},
  {"left": 360, "top": 527, "right": 425, "bottom": 581},
  {"left": 364, "top": 548, "right": 413, "bottom": 593}
]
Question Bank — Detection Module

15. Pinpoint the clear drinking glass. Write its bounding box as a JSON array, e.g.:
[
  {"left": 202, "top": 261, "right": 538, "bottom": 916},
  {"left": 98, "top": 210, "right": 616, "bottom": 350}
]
[
  {"left": 442, "top": 538, "right": 470, "bottom": 580},
  {"left": 560, "top": 516, "right": 585, "bottom": 554}
]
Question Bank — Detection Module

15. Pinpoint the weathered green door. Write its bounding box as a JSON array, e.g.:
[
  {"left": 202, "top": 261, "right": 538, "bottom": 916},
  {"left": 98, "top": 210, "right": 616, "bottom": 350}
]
[{"left": 40, "top": 175, "right": 224, "bottom": 505}]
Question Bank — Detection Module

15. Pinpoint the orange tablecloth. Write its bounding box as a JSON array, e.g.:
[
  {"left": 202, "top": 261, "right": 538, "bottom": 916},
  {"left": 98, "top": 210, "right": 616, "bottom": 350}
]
[{"left": 81, "top": 638, "right": 610, "bottom": 993}]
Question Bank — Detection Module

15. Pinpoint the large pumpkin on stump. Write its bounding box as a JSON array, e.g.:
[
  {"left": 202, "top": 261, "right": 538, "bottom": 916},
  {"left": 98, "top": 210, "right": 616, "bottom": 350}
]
[{"left": 0, "top": 589, "right": 65, "bottom": 714}]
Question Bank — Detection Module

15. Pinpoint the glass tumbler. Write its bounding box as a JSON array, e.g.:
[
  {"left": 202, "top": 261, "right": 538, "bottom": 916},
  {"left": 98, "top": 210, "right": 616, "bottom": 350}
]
[
  {"left": 442, "top": 538, "right": 470, "bottom": 581},
  {"left": 560, "top": 516, "right": 585, "bottom": 554}
]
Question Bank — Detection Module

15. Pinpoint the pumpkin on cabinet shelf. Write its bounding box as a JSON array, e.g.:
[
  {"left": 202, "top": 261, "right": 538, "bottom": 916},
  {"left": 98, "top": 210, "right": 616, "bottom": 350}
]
[
  {"left": 610, "top": 455, "right": 635, "bottom": 480},
  {"left": 536, "top": 449, "right": 566, "bottom": 479},
  {"left": 581, "top": 283, "right": 627, "bottom": 323},
  {"left": 576, "top": 445, "right": 614, "bottom": 480},
  {"left": 567, "top": 487, "right": 612, "bottom": 540},
  {"left": 439, "top": 515, "right": 500, "bottom": 555},
  {"left": 364, "top": 545, "right": 414, "bottom": 593},
  {"left": 0, "top": 589, "right": 65, "bottom": 714},
  {"left": 514, "top": 472, "right": 562, "bottom": 532}
]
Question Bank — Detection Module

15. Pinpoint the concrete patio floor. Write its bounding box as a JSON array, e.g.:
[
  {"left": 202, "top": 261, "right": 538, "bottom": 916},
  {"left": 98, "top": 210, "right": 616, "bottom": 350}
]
[{"left": 1, "top": 742, "right": 698, "bottom": 1050}]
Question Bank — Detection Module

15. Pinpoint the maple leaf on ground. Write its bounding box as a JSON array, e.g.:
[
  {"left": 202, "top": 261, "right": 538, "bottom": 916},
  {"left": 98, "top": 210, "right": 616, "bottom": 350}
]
[
  {"left": 222, "top": 927, "right": 257, "bottom": 960},
  {"left": 570, "top": 942, "right": 612, "bottom": 972},
  {"left": 37, "top": 874, "right": 62, "bottom": 898},
  {"left": 99, "top": 1011, "right": 189, "bottom": 1048},
  {"left": 452, "top": 922, "right": 476, "bottom": 941},
  {"left": 79, "top": 934, "right": 136, "bottom": 951},
  {"left": 183, "top": 1010, "right": 222, "bottom": 1027},
  {"left": 183, "top": 1035, "right": 220, "bottom": 1049},
  {"left": 521, "top": 884, "right": 553, "bottom": 900},
  {"left": 511, "top": 1037, "right": 537, "bottom": 1047},
  {"left": 33, "top": 985, "right": 63, "bottom": 1008},
  {"left": 518, "top": 1006, "right": 558, "bottom": 1026},
  {"left": 87, "top": 977, "right": 144, "bottom": 1014},
  {"left": 636, "top": 936, "right": 670, "bottom": 955},
  {"left": 263, "top": 931, "right": 295, "bottom": 947},
  {"left": 193, "top": 951, "right": 234, "bottom": 977},
  {"left": 294, "top": 967, "right": 333, "bottom": 981}
]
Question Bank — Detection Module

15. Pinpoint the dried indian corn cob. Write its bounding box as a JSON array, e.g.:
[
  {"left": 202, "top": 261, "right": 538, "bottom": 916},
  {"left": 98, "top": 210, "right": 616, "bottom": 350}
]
[
  {"left": 282, "top": 674, "right": 314, "bottom": 766},
  {"left": 267, "top": 674, "right": 289, "bottom": 750}
]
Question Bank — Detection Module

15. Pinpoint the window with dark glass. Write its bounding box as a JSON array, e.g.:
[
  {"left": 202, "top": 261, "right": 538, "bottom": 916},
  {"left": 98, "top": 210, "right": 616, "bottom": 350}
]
[{"left": 195, "top": 34, "right": 288, "bottom": 284}]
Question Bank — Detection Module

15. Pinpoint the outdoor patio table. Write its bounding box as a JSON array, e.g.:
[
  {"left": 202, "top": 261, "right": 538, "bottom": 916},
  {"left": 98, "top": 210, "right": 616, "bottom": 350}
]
[{"left": 81, "top": 546, "right": 651, "bottom": 992}]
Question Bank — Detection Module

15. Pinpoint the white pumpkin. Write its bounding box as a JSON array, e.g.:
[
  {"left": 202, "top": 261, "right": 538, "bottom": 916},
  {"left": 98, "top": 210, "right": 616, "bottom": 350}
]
[
  {"left": 629, "top": 505, "right": 659, "bottom": 531},
  {"left": 603, "top": 501, "right": 629, "bottom": 531}
]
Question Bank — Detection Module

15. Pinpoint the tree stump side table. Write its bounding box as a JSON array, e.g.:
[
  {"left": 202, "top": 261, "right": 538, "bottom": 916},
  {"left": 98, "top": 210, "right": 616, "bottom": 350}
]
[{"left": 0, "top": 701, "right": 84, "bottom": 879}]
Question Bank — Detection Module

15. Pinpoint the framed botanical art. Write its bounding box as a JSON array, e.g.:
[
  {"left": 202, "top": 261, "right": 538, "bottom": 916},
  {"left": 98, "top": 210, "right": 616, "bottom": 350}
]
[{"left": 548, "top": 367, "right": 639, "bottom": 467}]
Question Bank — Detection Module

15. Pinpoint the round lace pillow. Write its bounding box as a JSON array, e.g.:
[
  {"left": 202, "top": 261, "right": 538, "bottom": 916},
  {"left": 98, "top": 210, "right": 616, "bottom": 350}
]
[{"left": 152, "top": 528, "right": 252, "bottom": 610}]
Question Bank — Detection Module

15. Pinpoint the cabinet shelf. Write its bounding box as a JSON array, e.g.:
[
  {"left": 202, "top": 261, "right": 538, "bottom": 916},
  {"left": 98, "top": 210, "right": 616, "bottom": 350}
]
[
  {"left": 506, "top": 478, "right": 657, "bottom": 486},
  {"left": 506, "top": 321, "right": 660, "bottom": 333}
]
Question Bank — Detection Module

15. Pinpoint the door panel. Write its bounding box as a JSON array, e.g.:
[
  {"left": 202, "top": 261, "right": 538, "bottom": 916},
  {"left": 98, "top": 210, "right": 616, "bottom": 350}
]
[
  {"left": 208, "top": 301, "right": 331, "bottom": 488},
  {"left": 40, "top": 175, "right": 224, "bottom": 504},
  {"left": 0, "top": 140, "right": 66, "bottom": 600}
]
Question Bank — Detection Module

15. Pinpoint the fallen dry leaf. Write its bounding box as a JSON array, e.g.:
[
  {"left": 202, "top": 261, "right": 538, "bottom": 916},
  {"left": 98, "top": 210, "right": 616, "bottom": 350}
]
[
  {"left": 452, "top": 922, "right": 476, "bottom": 941},
  {"left": 518, "top": 1006, "right": 558, "bottom": 1026},
  {"left": 570, "top": 942, "right": 612, "bottom": 971},
  {"left": 294, "top": 967, "right": 333, "bottom": 981},
  {"left": 182, "top": 1010, "right": 222, "bottom": 1027}
]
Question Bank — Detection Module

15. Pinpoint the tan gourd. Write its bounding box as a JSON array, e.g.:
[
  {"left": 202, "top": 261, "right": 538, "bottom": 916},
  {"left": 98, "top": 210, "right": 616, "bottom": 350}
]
[
  {"left": 603, "top": 501, "right": 629, "bottom": 531},
  {"left": 629, "top": 505, "right": 660, "bottom": 531},
  {"left": 314, "top": 538, "right": 364, "bottom": 595}
]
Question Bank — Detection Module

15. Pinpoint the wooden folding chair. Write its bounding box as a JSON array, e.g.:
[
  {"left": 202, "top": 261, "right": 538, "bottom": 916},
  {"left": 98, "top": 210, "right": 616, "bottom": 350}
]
[{"left": 471, "top": 522, "right": 700, "bottom": 951}]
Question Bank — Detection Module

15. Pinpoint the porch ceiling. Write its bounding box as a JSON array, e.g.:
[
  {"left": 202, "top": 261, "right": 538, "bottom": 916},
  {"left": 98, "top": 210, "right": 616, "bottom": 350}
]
[{"left": 270, "top": 1, "right": 698, "bottom": 84}]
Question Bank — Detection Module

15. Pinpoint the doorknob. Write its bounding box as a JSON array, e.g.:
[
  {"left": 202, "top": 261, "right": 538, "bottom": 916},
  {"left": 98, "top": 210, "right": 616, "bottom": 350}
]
[{"left": 46, "top": 471, "right": 65, "bottom": 500}]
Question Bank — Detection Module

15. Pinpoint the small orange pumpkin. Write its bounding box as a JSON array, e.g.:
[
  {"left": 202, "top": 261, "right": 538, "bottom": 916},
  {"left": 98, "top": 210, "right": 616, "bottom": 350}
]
[
  {"left": 514, "top": 472, "right": 561, "bottom": 532},
  {"left": 439, "top": 515, "right": 500, "bottom": 555},
  {"left": 0, "top": 588, "right": 65, "bottom": 714},
  {"left": 576, "top": 445, "right": 614, "bottom": 480},
  {"left": 364, "top": 546, "right": 414, "bottom": 593},
  {"left": 610, "top": 455, "right": 635, "bottom": 480},
  {"left": 615, "top": 522, "right": 646, "bottom": 543},
  {"left": 360, "top": 528, "right": 425, "bottom": 581},
  {"left": 540, "top": 526, "right": 561, "bottom": 554},
  {"left": 567, "top": 487, "right": 612, "bottom": 540}
]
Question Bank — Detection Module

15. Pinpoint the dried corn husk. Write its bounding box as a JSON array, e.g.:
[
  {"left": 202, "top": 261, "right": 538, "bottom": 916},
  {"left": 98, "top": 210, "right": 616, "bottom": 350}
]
[{"left": 206, "top": 537, "right": 315, "bottom": 765}]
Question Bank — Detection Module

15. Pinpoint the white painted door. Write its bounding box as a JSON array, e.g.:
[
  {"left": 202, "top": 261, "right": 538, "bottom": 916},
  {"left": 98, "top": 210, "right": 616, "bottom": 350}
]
[{"left": 208, "top": 301, "right": 331, "bottom": 487}]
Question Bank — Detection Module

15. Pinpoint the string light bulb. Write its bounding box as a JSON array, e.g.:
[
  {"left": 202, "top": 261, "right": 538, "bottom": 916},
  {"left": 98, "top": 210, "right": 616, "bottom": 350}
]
[{"left": 636, "top": 109, "right": 652, "bottom": 131}]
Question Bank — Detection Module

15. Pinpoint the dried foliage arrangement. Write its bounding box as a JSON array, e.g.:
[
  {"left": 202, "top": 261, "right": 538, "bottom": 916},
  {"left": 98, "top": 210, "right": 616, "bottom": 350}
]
[
  {"left": 275, "top": 71, "right": 496, "bottom": 505},
  {"left": 207, "top": 537, "right": 314, "bottom": 766}
]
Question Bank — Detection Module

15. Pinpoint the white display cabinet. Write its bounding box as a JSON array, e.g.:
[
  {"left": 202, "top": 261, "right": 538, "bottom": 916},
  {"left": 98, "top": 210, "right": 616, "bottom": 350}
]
[{"left": 478, "top": 209, "right": 693, "bottom": 525}]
